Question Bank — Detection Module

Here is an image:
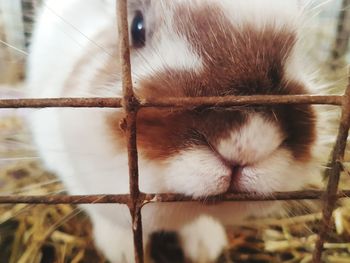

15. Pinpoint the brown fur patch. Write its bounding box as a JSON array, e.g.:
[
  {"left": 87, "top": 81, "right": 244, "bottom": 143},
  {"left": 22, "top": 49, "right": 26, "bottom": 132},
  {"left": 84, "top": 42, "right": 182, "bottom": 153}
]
[{"left": 107, "top": 3, "right": 316, "bottom": 163}]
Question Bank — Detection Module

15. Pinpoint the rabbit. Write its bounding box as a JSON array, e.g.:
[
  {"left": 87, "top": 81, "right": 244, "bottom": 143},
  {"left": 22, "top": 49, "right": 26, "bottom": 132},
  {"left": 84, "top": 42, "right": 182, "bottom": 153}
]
[{"left": 27, "top": 0, "right": 323, "bottom": 262}]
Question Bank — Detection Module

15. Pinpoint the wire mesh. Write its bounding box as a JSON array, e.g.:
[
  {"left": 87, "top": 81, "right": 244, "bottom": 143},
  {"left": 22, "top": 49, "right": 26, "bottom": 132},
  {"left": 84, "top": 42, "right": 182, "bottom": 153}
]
[{"left": 0, "top": 0, "right": 349, "bottom": 262}]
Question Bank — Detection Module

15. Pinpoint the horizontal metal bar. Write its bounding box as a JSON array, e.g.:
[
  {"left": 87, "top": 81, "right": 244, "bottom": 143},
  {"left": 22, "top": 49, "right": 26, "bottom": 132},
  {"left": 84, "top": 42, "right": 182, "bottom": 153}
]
[
  {"left": 0, "top": 190, "right": 350, "bottom": 205},
  {"left": 0, "top": 194, "right": 130, "bottom": 204},
  {"left": 0, "top": 95, "right": 343, "bottom": 109},
  {"left": 140, "top": 95, "right": 343, "bottom": 107},
  {"left": 141, "top": 190, "right": 350, "bottom": 203},
  {"left": 0, "top": 97, "right": 123, "bottom": 108}
]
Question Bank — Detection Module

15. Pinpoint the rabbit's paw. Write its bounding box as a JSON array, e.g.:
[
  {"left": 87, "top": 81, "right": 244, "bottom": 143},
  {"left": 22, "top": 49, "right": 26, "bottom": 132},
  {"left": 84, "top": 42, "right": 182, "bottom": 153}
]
[
  {"left": 92, "top": 215, "right": 134, "bottom": 263},
  {"left": 180, "top": 216, "right": 228, "bottom": 263}
]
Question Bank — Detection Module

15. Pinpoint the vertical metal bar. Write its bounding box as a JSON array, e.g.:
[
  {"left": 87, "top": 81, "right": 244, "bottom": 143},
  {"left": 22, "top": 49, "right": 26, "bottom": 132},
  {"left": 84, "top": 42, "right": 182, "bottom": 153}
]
[
  {"left": 312, "top": 71, "right": 350, "bottom": 262},
  {"left": 331, "top": 0, "right": 350, "bottom": 61},
  {"left": 117, "top": 0, "right": 144, "bottom": 262}
]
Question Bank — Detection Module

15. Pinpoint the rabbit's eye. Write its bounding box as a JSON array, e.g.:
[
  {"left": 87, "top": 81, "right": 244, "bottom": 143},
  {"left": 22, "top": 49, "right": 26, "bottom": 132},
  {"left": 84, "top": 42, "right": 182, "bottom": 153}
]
[{"left": 131, "top": 11, "right": 146, "bottom": 48}]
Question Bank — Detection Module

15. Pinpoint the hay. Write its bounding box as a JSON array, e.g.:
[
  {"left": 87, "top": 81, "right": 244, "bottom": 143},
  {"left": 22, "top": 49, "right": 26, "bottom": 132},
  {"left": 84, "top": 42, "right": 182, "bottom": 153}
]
[
  {"left": 0, "top": 161, "right": 106, "bottom": 263},
  {"left": 0, "top": 116, "right": 106, "bottom": 263},
  {"left": 0, "top": 164, "right": 107, "bottom": 263}
]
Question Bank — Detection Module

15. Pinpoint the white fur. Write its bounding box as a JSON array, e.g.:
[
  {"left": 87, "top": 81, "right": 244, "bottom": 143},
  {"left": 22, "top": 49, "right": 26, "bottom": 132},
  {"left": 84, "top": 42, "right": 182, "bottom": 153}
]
[
  {"left": 27, "top": 0, "right": 115, "bottom": 97},
  {"left": 164, "top": 147, "right": 231, "bottom": 197},
  {"left": 27, "top": 1, "right": 322, "bottom": 262},
  {"left": 180, "top": 216, "right": 228, "bottom": 263},
  {"left": 168, "top": 0, "right": 302, "bottom": 30},
  {"left": 133, "top": 34, "right": 204, "bottom": 83},
  {"left": 90, "top": 209, "right": 135, "bottom": 263},
  {"left": 221, "top": 0, "right": 302, "bottom": 31},
  {"left": 237, "top": 148, "right": 320, "bottom": 194},
  {"left": 217, "top": 115, "right": 285, "bottom": 165}
]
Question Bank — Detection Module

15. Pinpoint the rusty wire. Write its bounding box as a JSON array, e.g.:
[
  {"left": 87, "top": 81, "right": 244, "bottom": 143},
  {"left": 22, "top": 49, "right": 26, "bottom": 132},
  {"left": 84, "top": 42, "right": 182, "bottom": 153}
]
[
  {"left": 117, "top": 0, "right": 144, "bottom": 262},
  {"left": 1, "top": 190, "right": 350, "bottom": 205},
  {"left": 0, "top": 1, "right": 349, "bottom": 263},
  {"left": 312, "top": 73, "right": 350, "bottom": 262},
  {"left": 0, "top": 94, "right": 343, "bottom": 109}
]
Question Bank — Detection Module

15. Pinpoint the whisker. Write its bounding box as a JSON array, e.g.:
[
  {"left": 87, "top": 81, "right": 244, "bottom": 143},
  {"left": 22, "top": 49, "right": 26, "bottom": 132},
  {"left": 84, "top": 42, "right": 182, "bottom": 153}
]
[
  {"left": 309, "top": 0, "right": 335, "bottom": 13},
  {"left": 42, "top": 3, "right": 114, "bottom": 58},
  {"left": 2, "top": 179, "right": 62, "bottom": 195},
  {"left": 0, "top": 39, "right": 28, "bottom": 56}
]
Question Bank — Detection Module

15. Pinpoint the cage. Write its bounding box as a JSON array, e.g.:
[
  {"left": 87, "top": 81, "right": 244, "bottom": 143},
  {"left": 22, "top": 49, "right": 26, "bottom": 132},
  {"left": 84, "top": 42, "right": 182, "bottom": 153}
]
[{"left": 0, "top": 0, "right": 350, "bottom": 262}]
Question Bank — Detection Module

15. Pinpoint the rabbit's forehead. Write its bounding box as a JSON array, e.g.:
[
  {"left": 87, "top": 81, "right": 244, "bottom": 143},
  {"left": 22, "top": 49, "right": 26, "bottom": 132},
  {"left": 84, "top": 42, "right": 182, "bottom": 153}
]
[
  {"left": 146, "top": 0, "right": 301, "bottom": 28},
  {"left": 131, "top": 0, "right": 302, "bottom": 81},
  {"left": 122, "top": 0, "right": 306, "bottom": 87},
  {"left": 133, "top": 1, "right": 299, "bottom": 96}
]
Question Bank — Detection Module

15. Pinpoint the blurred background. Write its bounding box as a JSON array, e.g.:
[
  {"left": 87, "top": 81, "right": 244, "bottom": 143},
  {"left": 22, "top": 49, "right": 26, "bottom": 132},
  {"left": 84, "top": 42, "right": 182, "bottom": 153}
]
[{"left": 0, "top": 0, "right": 349, "bottom": 262}]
